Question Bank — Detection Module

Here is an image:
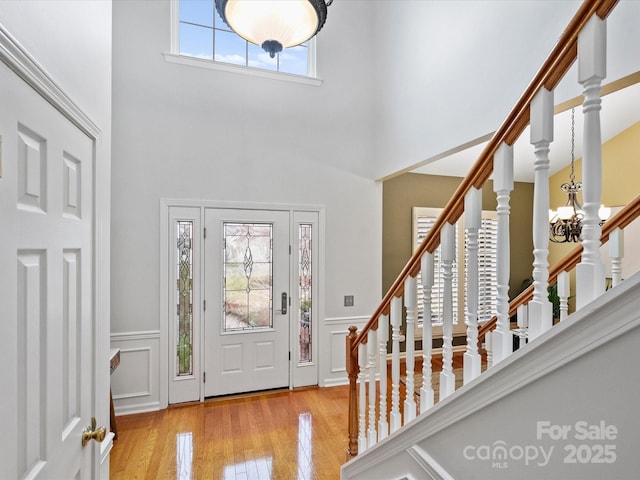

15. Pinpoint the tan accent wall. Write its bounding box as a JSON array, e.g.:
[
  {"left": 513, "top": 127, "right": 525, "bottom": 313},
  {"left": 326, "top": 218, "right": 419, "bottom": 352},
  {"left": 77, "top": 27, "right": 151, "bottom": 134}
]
[
  {"left": 549, "top": 121, "right": 640, "bottom": 266},
  {"left": 383, "top": 172, "right": 535, "bottom": 300}
]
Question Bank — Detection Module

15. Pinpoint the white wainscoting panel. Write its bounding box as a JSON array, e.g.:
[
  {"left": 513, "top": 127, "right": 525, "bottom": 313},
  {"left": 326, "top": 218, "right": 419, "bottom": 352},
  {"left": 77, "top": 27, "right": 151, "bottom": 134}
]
[
  {"left": 110, "top": 331, "right": 161, "bottom": 415},
  {"left": 320, "top": 316, "right": 369, "bottom": 387}
]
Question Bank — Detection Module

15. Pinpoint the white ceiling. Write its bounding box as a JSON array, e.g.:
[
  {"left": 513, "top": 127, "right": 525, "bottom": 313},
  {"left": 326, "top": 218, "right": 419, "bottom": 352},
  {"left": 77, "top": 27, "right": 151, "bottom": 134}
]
[{"left": 412, "top": 79, "right": 640, "bottom": 183}]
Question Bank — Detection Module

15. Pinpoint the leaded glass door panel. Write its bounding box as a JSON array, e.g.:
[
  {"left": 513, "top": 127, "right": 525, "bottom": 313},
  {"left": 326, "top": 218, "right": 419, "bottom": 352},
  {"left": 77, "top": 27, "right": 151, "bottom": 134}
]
[{"left": 204, "top": 209, "right": 290, "bottom": 396}]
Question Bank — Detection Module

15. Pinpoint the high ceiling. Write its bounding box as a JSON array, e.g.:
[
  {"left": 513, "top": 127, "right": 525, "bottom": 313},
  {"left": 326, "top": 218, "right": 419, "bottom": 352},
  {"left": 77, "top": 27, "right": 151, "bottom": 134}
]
[{"left": 412, "top": 75, "right": 640, "bottom": 183}]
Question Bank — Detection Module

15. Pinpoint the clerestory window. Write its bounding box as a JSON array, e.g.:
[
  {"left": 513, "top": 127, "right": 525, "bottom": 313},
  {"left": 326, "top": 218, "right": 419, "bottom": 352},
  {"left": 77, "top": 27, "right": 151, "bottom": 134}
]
[{"left": 174, "top": 0, "right": 315, "bottom": 77}]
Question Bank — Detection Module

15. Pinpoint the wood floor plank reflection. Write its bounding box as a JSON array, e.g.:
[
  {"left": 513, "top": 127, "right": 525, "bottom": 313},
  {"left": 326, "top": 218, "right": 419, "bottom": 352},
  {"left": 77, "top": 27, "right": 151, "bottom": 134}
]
[{"left": 110, "top": 386, "right": 350, "bottom": 480}]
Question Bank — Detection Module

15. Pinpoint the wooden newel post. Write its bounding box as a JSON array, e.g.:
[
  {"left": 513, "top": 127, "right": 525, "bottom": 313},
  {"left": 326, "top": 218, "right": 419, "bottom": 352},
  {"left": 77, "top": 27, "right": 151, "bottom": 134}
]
[{"left": 346, "top": 325, "right": 360, "bottom": 459}]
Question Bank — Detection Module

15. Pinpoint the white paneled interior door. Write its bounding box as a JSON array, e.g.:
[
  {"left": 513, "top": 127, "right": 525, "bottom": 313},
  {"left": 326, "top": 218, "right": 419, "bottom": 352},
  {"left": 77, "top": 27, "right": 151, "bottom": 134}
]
[
  {"left": 204, "top": 209, "right": 290, "bottom": 396},
  {"left": 0, "top": 59, "right": 98, "bottom": 478}
]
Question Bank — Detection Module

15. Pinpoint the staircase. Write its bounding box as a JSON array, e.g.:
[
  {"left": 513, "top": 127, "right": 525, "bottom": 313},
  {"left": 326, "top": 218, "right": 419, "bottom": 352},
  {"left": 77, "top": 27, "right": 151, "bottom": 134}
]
[{"left": 341, "top": 1, "right": 640, "bottom": 478}]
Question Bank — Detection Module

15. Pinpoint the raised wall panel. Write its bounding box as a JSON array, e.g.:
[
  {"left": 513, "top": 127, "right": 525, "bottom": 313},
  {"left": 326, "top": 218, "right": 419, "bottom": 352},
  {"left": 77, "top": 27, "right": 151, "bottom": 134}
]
[
  {"left": 17, "top": 124, "right": 47, "bottom": 212},
  {"left": 110, "top": 332, "right": 162, "bottom": 415},
  {"left": 112, "top": 347, "right": 152, "bottom": 399},
  {"left": 63, "top": 152, "right": 81, "bottom": 219},
  {"left": 62, "top": 250, "right": 81, "bottom": 439},
  {"left": 17, "top": 251, "right": 47, "bottom": 478}
]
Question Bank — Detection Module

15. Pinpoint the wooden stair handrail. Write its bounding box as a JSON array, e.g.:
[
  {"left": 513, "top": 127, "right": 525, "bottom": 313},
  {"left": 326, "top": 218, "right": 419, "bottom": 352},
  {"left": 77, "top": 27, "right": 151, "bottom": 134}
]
[
  {"left": 478, "top": 193, "right": 640, "bottom": 340},
  {"left": 352, "top": 0, "right": 619, "bottom": 354}
]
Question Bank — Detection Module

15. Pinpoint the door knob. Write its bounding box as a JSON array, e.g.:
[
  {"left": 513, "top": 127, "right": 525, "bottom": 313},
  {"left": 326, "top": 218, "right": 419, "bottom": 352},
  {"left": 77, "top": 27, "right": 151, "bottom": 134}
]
[{"left": 82, "top": 417, "right": 106, "bottom": 447}]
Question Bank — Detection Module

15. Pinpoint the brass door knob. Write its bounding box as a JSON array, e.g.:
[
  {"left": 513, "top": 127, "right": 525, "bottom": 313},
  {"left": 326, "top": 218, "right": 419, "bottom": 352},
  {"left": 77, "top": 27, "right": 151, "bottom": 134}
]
[{"left": 82, "top": 417, "right": 106, "bottom": 447}]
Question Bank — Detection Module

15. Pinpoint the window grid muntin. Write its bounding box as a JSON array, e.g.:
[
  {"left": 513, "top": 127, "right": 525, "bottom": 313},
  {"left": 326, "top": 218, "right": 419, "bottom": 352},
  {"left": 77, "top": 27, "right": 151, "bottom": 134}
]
[{"left": 178, "top": 0, "right": 308, "bottom": 75}]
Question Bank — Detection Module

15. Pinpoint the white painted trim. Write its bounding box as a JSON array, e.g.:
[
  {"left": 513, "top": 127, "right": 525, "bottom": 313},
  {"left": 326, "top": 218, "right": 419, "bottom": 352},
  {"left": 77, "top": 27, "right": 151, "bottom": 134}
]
[
  {"left": 159, "top": 199, "right": 326, "bottom": 405},
  {"left": 163, "top": 52, "right": 323, "bottom": 87},
  {"left": 111, "top": 330, "right": 160, "bottom": 341},
  {"left": 324, "top": 315, "right": 370, "bottom": 325},
  {"left": 323, "top": 377, "right": 350, "bottom": 388},
  {"left": 406, "top": 445, "right": 454, "bottom": 480},
  {"left": 99, "top": 433, "right": 114, "bottom": 465},
  {"left": 342, "top": 272, "right": 640, "bottom": 476},
  {"left": 115, "top": 402, "right": 163, "bottom": 416},
  {"left": 0, "top": 24, "right": 100, "bottom": 138}
]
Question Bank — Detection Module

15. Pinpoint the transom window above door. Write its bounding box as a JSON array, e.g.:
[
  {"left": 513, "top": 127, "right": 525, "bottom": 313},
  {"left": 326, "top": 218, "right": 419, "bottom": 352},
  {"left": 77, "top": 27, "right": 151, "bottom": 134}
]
[{"left": 176, "top": 0, "right": 314, "bottom": 77}]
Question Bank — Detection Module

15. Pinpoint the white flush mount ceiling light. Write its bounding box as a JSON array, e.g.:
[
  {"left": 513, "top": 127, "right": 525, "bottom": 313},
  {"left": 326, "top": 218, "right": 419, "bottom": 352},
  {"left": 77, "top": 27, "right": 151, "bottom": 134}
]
[{"left": 215, "top": 0, "right": 332, "bottom": 58}]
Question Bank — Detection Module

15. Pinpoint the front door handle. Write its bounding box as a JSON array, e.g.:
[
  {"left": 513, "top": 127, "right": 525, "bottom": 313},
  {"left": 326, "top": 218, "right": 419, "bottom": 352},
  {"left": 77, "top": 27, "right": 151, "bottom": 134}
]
[
  {"left": 82, "top": 417, "right": 106, "bottom": 447},
  {"left": 281, "top": 292, "right": 287, "bottom": 315}
]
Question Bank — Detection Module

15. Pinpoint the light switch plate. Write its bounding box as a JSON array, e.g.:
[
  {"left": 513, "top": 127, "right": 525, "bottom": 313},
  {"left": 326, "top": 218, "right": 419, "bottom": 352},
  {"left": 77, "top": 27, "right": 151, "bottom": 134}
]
[{"left": 344, "top": 295, "right": 354, "bottom": 307}]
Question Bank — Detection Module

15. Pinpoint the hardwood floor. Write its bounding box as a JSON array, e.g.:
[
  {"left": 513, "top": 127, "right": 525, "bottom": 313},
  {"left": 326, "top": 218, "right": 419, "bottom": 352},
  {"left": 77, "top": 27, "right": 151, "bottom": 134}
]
[
  {"left": 110, "top": 386, "right": 350, "bottom": 480},
  {"left": 110, "top": 353, "right": 470, "bottom": 479}
]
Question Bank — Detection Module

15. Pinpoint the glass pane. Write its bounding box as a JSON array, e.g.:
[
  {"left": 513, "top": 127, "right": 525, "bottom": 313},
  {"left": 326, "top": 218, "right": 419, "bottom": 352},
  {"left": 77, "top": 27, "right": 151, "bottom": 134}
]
[
  {"left": 176, "top": 221, "right": 193, "bottom": 376},
  {"left": 223, "top": 223, "right": 273, "bottom": 331},
  {"left": 248, "top": 42, "right": 278, "bottom": 71},
  {"left": 298, "top": 224, "right": 312, "bottom": 363},
  {"left": 180, "top": 0, "right": 213, "bottom": 27},
  {"left": 279, "top": 45, "right": 308, "bottom": 76},
  {"left": 215, "top": 29, "right": 247, "bottom": 65},
  {"left": 180, "top": 23, "right": 213, "bottom": 60}
]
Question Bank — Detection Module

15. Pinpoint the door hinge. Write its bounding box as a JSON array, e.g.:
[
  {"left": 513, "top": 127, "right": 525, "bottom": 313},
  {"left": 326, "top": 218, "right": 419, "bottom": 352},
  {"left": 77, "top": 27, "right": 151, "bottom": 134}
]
[
  {"left": 203, "top": 372, "right": 206, "bottom": 383},
  {"left": 203, "top": 227, "right": 207, "bottom": 239},
  {"left": 289, "top": 352, "right": 291, "bottom": 361},
  {"left": 203, "top": 299, "right": 206, "bottom": 311},
  {"left": 289, "top": 245, "right": 292, "bottom": 255}
]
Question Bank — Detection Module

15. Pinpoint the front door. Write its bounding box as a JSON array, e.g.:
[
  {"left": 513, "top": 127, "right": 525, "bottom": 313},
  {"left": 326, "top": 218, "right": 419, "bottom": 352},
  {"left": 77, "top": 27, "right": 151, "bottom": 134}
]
[
  {"left": 0, "top": 59, "right": 97, "bottom": 478},
  {"left": 204, "top": 209, "right": 290, "bottom": 396}
]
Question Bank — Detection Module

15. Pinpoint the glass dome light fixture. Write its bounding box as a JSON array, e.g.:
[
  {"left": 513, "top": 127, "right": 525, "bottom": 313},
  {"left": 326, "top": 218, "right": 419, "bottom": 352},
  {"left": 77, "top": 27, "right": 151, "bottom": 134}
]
[
  {"left": 215, "top": 0, "right": 332, "bottom": 59},
  {"left": 549, "top": 108, "right": 610, "bottom": 243}
]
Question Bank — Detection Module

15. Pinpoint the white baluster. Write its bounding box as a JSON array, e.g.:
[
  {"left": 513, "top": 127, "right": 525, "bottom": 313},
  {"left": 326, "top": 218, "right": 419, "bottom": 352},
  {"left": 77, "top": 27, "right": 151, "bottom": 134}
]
[
  {"left": 485, "top": 330, "right": 493, "bottom": 369},
  {"left": 377, "top": 314, "right": 389, "bottom": 441},
  {"left": 464, "top": 187, "right": 482, "bottom": 383},
  {"left": 609, "top": 227, "right": 624, "bottom": 287},
  {"left": 493, "top": 143, "right": 514, "bottom": 362},
  {"left": 390, "top": 296, "right": 402, "bottom": 432},
  {"left": 367, "top": 329, "right": 377, "bottom": 448},
  {"left": 440, "top": 222, "right": 456, "bottom": 400},
  {"left": 529, "top": 88, "right": 554, "bottom": 341},
  {"left": 576, "top": 15, "right": 607, "bottom": 308},
  {"left": 420, "top": 253, "right": 435, "bottom": 412},
  {"left": 557, "top": 271, "right": 570, "bottom": 321},
  {"left": 404, "top": 276, "right": 417, "bottom": 422},
  {"left": 358, "top": 342, "right": 367, "bottom": 451},
  {"left": 516, "top": 304, "right": 528, "bottom": 349}
]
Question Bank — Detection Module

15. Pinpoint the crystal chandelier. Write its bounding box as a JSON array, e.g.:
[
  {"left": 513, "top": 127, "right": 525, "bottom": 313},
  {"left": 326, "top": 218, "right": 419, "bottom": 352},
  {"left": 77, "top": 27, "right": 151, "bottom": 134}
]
[
  {"left": 215, "top": 0, "right": 333, "bottom": 59},
  {"left": 549, "top": 108, "right": 610, "bottom": 243}
]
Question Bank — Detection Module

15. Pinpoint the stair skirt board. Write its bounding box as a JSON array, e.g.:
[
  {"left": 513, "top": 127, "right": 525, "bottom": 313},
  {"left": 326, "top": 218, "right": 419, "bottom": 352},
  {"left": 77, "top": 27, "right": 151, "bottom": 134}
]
[
  {"left": 406, "top": 445, "right": 455, "bottom": 480},
  {"left": 342, "top": 271, "right": 640, "bottom": 479}
]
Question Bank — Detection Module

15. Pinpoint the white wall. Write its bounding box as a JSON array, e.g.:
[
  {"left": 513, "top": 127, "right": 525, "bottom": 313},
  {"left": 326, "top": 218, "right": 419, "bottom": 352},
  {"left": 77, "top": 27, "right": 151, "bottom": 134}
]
[
  {"left": 0, "top": 0, "right": 111, "bottom": 131},
  {"left": 110, "top": 0, "right": 381, "bottom": 410},
  {"left": 370, "top": 0, "right": 640, "bottom": 180}
]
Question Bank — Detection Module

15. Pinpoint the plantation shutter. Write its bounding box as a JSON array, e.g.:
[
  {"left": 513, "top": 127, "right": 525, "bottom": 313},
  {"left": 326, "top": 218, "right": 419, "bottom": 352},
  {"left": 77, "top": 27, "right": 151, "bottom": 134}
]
[
  {"left": 414, "top": 208, "right": 498, "bottom": 329},
  {"left": 465, "top": 214, "right": 499, "bottom": 323},
  {"left": 414, "top": 211, "right": 459, "bottom": 327}
]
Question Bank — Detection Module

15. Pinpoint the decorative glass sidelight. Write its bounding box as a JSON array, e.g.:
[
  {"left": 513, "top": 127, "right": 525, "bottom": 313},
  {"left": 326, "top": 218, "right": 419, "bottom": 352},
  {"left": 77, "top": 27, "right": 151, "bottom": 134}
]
[
  {"left": 223, "top": 223, "right": 273, "bottom": 331},
  {"left": 176, "top": 221, "right": 194, "bottom": 376},
  {"left": 298, "top": 224, "right": 312, "bottom": 363}
]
